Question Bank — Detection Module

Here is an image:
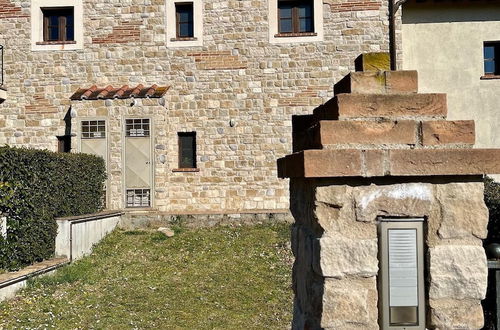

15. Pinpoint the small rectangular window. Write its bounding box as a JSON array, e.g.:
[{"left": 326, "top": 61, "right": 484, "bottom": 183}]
[
  {"left": 125, "top": 119, "right": 150, "bottom": 137},
  {"left": 82, "top": 120, "right": 106, "bottom": 139},
  {"left": 178, "top": 132, "right": 196, "bottom": 168},
  {"left": 484, "top": 42, "right": 500, "bottom": 76},
  {"left": 278, "top": 0, "right": 313, "bottom": 34},
  {"left": 126, "top": 189, "right": 150, "bottom": 208},
  {"left": 42, "top": 7, "right": 74, "bottom": 42},
  {"left": 176, "top": 3, "right": 194, "bottom": 38}
]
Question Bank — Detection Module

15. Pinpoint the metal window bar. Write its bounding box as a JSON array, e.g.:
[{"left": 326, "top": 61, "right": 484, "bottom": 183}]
[
  {"left": 126, "top": 189, "right": 151, "bottom": 208},
  {"left": 125, "top": 119, "right": 150, "bottom": 137},
  {"left": 81, "top": 120, "right": 106, "bottom": 139},
  {"left": 0, "top": 45, "right": 3, "bottom": 87}
]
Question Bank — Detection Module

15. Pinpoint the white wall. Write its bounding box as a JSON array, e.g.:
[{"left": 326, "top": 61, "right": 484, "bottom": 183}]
[
  {"left": 55, "top": 213, "right": 121, "bottom": 260},
  {"left": 402, "top": 5, "right": 500, "bottom": 162}
]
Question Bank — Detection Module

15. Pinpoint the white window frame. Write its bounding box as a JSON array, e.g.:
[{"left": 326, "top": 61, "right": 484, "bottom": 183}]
[
  {"left": 166, "top": 0, "right": 203, "bottom": 48},
  {"left": 268, "top": 0, "right": 323, "bottom": 44},
  {"left": 31, "top": 0, "right": 84, "bottom": 51}
]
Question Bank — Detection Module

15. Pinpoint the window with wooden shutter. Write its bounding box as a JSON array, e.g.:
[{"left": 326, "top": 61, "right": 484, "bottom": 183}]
[
  {"left": 42, "top": 7, "right": 74, "bottom": 42},
  {"left": 178, "top": 132, "right": 196, "bottom": 169}
]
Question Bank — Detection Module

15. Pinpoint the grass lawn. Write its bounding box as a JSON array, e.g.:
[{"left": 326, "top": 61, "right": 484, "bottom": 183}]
[{"left": 0, "top": 223, "right": 293, "bottom": 329}]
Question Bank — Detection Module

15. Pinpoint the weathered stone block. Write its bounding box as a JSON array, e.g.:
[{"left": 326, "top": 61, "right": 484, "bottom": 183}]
[
  {"left": 385, "top": 70, "right": 418, "bottom": 94},
  {"left": 321, "top": 278, "right": 378, "bottom": 329},
  {"left": 429, "top": 298, "right": 484, "bottom": 330},
  {"left": 314, "top": 234, "right": 378, "bottom": 278},
  {"left": 335, "top": 93, "right": 447, "bottom": 119},
  {"left": 436, "top": 182, "right": 488, "bottom": 239},
  {"left": 429, "top": 245, "right": 488, "bottom": 300},
  {"left": 353, "top": 183, "right": 434, "bottom": 222},
  {"left": 315, "top": 120, "right": 417, "bottom": 146},
  {"left": 422, "top": 120, "right": 475, "bottom": 146},
  {"left": 356, "top": 52, "right": 390, "bottom": 72}
]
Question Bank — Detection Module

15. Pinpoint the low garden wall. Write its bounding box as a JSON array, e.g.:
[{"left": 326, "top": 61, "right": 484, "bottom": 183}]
[{"left": 55, "top": 211, "right": 122, "bottom": 260}]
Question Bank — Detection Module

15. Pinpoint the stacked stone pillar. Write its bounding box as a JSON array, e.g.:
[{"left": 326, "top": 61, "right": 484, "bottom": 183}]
[{"left": 278, "top": 70, "right": 500, "bottom": 329}]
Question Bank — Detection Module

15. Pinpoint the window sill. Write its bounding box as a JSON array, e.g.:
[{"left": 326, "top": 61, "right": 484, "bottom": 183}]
[
  {"left": 170, "top": 37, "right": 198, "bottom": 42},
  {"left": 274, "top": 32, "right": 317, "bottom": 38},
  {"left": 481, "top": 75, "right": 500, "bottom": 80},
  {"left": 172, "top": 168, "right": 200, "bottom": 172},
  {"left": 36, "top": 40, "right": 77, "bottom": 45}
]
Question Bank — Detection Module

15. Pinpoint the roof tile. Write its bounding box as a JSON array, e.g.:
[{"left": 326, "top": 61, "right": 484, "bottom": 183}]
[{"left": 70, "top": 84, "right": 169, "bottom": 100}]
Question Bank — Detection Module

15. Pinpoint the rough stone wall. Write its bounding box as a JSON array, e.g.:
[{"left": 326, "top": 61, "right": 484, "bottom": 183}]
[
  {"left": 291, "top": 177, "right": 489, "bottom": 329},
  {"left": 0, "top": 0, "right": 394, "bottom": 212}
]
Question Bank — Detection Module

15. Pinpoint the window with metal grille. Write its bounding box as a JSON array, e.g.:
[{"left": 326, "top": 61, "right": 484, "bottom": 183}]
[
  {"left": 126, "top": 189, "right": 151, "bottom": 208},
  {"left": 126, "top": 119, "right": 150, "bottom": 137},
  {"left": 484, "top": 42, "right": 500, "bottom": 76},
  {"left": 278, "top": 0, "right": 313, "bottom": 34},
  {"left": 178, "top": 132, "right": 196, "bottom": 168},
  {"left": 42, "top": 7, "right": 74, "bottom": 42},
  {"left": 81, "top": 120, "right": 106, "bottom": 139},
  {"left": 176, "top": 3, "right": 194, "bottom": 38}
]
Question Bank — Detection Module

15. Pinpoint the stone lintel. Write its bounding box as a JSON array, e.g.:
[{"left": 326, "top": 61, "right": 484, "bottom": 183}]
[{"left": 278, "top": 148, "right": 500, "bottom": 178}]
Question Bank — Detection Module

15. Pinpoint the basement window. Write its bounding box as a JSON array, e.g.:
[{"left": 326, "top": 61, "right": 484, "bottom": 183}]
[
  {"left": 483, "top": 42, "right": 500, "bottom": 77},
  {"left": 126, "top": 189, "right": 151, "bottom": 208}
]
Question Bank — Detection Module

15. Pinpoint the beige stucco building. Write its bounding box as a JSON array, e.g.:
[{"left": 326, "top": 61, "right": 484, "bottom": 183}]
[{"left": 402, "top": 1, "right": 500, "bottom": 182}]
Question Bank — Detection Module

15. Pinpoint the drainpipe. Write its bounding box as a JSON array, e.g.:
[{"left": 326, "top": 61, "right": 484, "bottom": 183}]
[{"left": 389, "top": 0, "right": 408, "bottom": 70}]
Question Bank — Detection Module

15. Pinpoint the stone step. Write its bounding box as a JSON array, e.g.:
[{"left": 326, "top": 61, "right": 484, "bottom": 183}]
[
  {"left": 334, "top": 71, "right": 418, "bottom": 95},
  {"left": 311, "top": 120, "right": 418, "bottom": 148},
  {"left": 313, "top": 93, "right": 447, "bottom": 120},
  {"left": 277, "top": 148, "right": 500, "bottom": 178}
]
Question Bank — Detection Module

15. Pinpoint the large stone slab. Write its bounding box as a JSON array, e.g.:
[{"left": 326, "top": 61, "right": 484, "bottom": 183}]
[
  {"left": 314, "top": 234, "right": 378, "bottom": 278},
  {"left": 429, "top": 245, "right": 488, "bottom": 300}
]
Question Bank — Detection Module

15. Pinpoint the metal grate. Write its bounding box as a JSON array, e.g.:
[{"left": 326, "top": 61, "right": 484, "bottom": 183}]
[
  {"left": 0, "top": 45, "right": 3, "bottom": 87},
  {"left": 82, "top": 120, "right": 106, "bottom": 139},
  {"left": 126, "top": 119, "right": 150, "bottom": 137},
  {"left": 126, "top": 189, "right": 151, "bottom": 208}
]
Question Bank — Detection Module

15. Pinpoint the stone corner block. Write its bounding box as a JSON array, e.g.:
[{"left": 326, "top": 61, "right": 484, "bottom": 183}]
[{"left": 429, "top": 245, "right": 488, "bottom": 300}]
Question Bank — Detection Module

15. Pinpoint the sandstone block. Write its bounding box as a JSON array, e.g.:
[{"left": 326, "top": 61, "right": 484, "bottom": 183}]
[
  {"left": 314, "top": 234, "right": 378, "bottom": 278},
  {"left": 429, "top": 298, "right": 484, "bottom": 330},
  {"left": 436, "top": 182, "right": 488, "bottom": 239},
  {"left": 422, "top": 120, "right": 475, "bottom": 146},
  {"left": 429, "top": 245, "right": 488, "bottom": 300},
  {"left": 335, "top": 93, "right": 447, "bottom": 119},
  {"left": 334, "top": 70, "right": 418, "bottom": 95},
  {"left": 354, "top": 183, "right": 434, "bottom": 222},
  {"left": 355, "top": 52, "right": 390, "bottom": 72},
  {"left": 315, "top": 120, "right": 417, "bottom": 146},
  {"left": 321, "top": 278, "right": 378, "bottom": 329},
  {"left": 389, "top": 149, "right": 500, "bottom": 176},
  {"left": 364, "top": 150, "right": 385, "bottom": 177},
  {"left": 385, "top": 70, "right": 418, "bottom": 94}
]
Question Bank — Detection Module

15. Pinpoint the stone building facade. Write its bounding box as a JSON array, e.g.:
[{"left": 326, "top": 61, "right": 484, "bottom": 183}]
[{"left": 0, "top": 0, "right": 397, "bottom": 213}]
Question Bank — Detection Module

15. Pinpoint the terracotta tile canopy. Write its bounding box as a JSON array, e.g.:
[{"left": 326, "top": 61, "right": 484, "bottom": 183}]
[{"left": 70, "top": 84, "right": 169, "bottom": 100}]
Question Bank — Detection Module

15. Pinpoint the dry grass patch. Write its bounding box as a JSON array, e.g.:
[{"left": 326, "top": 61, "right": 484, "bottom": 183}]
[{"left": 0, "top": 223, "right": 293, "bottom": 329}]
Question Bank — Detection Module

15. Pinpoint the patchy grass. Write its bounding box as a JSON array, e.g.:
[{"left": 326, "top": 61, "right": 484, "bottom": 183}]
[{"left": 0, "top": 223, "right": 293, "bottom": 329}]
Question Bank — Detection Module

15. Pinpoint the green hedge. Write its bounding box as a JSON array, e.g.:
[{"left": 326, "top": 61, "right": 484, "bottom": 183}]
[
  {"left": 484, "top": 176, "right": 500, "bottom": 245},
  {"left": 0, "top": 146, "right": 106, "bottom": 270}
]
